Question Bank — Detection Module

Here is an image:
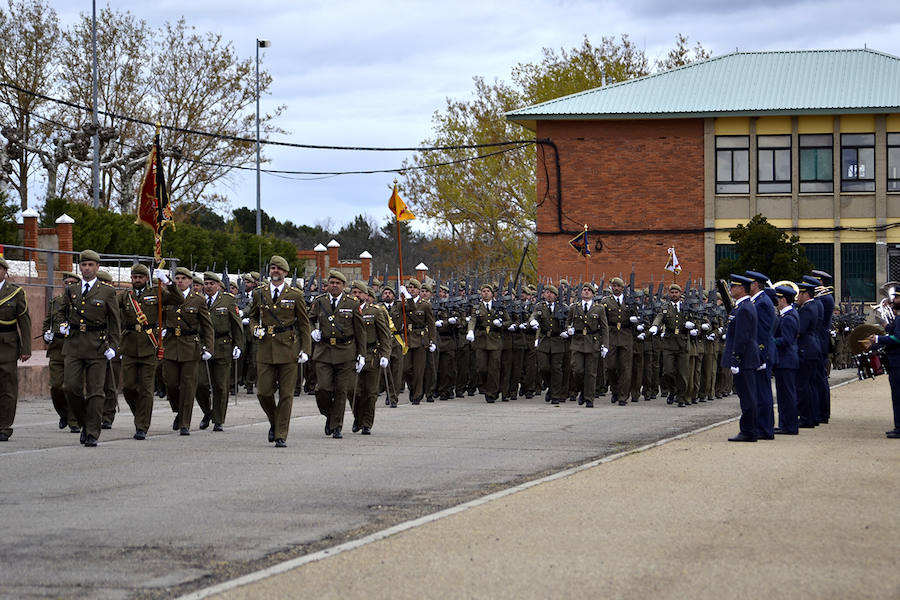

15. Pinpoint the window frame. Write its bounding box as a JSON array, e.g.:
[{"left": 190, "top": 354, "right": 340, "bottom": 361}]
[
  {"left": 888, "top": 132, "right": 900, "bottom": 192},
  {"left": 757, "top": 135, "right": 791, "bottom": 194},
  {"left": 840, "top": 133, "right": 875, "bottom": 192},
  {"left": 798, "top": 134, "right": 834, "bottom": 193},
  {"left": 715, "top": 135, "right": 750, "bottom": 194}
]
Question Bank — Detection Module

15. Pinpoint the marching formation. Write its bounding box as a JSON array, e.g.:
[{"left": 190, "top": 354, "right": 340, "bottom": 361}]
[{"left": 0, "top": 250, "right": 882, "bottom": 447}]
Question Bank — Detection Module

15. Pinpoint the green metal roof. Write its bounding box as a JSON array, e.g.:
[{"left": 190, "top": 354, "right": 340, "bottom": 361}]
[{"left": 506, "top": 49, "right": 900, "bottom": 127}]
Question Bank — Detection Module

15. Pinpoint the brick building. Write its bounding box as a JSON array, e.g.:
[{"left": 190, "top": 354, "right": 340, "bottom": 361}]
[{"left": 506, "top": 49, "right": 900, "bottom": 301}]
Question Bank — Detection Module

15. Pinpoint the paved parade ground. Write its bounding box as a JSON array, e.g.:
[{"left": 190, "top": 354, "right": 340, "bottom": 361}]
[{"left": 2, "top": 369, "right": 898, "bottom": 599}]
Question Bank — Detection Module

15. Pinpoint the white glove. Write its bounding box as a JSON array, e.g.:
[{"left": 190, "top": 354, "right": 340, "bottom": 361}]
[
  {"left": 104, "top": 347, "right": 116, "bottom": 361},
  {"left": 629, "top": 316, "right": 639, "bottom": 323},
  {"left": 757, "top": 362, "right": 766, "bottom": 371},
  {"left": 253, "top": 326, "right": 266, "bottom": 339},
  {"left": 830, "top": 330, "right": 836, "bottom": 338},
  {"left": 637, "top": 333, "right": 645, "bottom": 341},
  {"left": 379, "top": 356, "right": 389, "bottom": 369},
  {"left": 43, "top": 330, "right": 54, "bottom": 343},
  {"left": 567, "top": 327, "right": 576, "bottom": 336},
  {"left": 560, "top": 331, "right": 569, "bottom": 339},
  {"left": 601, "top": 346, "right": 609, "bottom": 358},
  {"left": 508, "top": 324, "right": 517, "bottom": 331},
  {"left": 844, "top": 327, "right": 849, "bottom": 332},
  {"left": 636, "top": 324, "right": 644, "bottom": 332},
  {"left": 685, "top": 321, "right": 695, "bottom": 330},
  {"left": 201, "top": 351, "right": 212, "bottom": 361},
  {"left": 722, "top": 333, "right": 727, "bottom": 340},
  {"left": 707, "top": 334, "right": 716, "bottom": 341},
  {"left": 534, "top": 339, "right": 540, "bottom": 348},
  {"left": 435, "top": 319, "right": 444, "bottom": 328},
  {"left": 355, "top": 355, "right": 365, "bottom": 373},
  {"left": 232, "top": 347, "right": 241, "bottom": 360},
  {"left": 518, "top": 322, "right": 527, "bottom": 330},
  {"left": 298, "top": 351, "right": 309, "bottom": 364},
  {"left": 730, "top": 366, "right": 740, "bottom": 375},
  {"left": 689, "top": 329, "right": 698, "bottom": 337},
  {"left": 59, "top": 323, "right": 70, "bottom": 336},
  {"left": 660, "top": 331, "right": 666, "bottom": 338},
  {"left": 311, "top": 329, "right": 322, "bottom": 342},
  {"left": 428, "top": 343, "right": 436, "bottom": 353},
  {"left": 718, "top": 327, "right": 724, "bottom": 334},
  {"left": 701, "top": 323, "right": 710, "bottom": 331},
  {"left": 649, "top": 325, "right": 658, "bottom": 335},
  {"left": 238, "top": 309, "right": 245, "bottom": 318},
  {"left": 241, "top": 317, "right": 250, "bottom": 325},
  {"left": 530, "top": 319, "right": 540, "bottom": 330},
  {"left": 466, "top": 330, "right": 475, "bottom": 343},
  {"left": 153, "top": 268, "right": 171, "bottom": 285},
  {"left": 399, "top": 285, "right": 412, "bottom": 300},
  {"left": 448, "top": 317, "right": 458, "bottom": 325},
  {"left": 465, "top": 316, "right": 471, "bottom": 323},
  {"left": 492, "top": 318, "right": 503, "bottom": 327},
  {"left": 161, "top": 328, "right": 167, "bottom": 338}
]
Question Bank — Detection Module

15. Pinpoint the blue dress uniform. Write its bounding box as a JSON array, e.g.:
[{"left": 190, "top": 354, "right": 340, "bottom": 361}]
[
  {"left": 795, "top": 282, "right": 822, "bottom": 428},
  {"left": 721, "top": 275, "right": 759, "bottom": 441},
  {"left": 772, "top": 286, "right": 800, "bottom": 434},
  {"left": 873, "top": 312, "right": 900, "bottom": 436},
  {"left": 811, "top": 270, "right": 836, "bottom": 422},
  {"left": 745, "top": 272, "right": 777, "bottom": 439}
]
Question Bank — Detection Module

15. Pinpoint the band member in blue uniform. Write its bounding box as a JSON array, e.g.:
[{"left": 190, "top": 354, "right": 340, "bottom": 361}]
[
  {"left": 772, "top": 285, "right": 799, "bottom": 435},
  {"left": 745, "top": 271, "right": 777, "bottom": 440},
  {"left": 723, "top": 275, "right": 759, "bottom": 442},
  {"left": 866, "top": 294, "right": 900, "bottom": 439},
  {"left": 807, "top": 272, "right": 835, "bottom": 424},
  {"left": 795, "top": 282, "right": 822, "bottom": 428}
]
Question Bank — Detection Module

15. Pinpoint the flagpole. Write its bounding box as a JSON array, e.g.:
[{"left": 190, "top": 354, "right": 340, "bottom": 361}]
[
  {"left": 582, "top": 224, "right": 589, "bottom": 284},
  {"left": 392, "top": 180, "right": 409, "bottom": 348},
  {"left": 155, "top": 123, "right": 165, "bottom": 360}
]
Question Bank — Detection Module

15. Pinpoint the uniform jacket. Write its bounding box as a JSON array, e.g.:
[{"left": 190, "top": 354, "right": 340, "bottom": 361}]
[
  {"left": 0, "top": 280, "right": 31, "bottom": 361},
  {"left": 162, "top": 289, "right": 214, "bottom": 362},
  {"left": 206, "top": 292, "right": 244, "bottom": 360},
  {"left": 433, "top": 303, "right": 459, "bottom": 352},
  {"left": 751, "top": 290, "right": 777, "bottom": 366},
  {"left": 250, "top": 284, "right": 312, "bottom": 364},
  {"left": 601, "top": 295, "right": 636, "bottom": 348},
  {"left": 118, "top": 281, "right": 183, "bottom": 358},
  {"left": 467, "top": 300, "right": 510, "bottom": 351},
  {"left": 360, "top": 302, "right": 392, "bottom": 368},
  {"left": 380, "top": 300, "right": 405, "bottom": 358},
  {"left": 773, "top": 307, "right": 799, "bottom": 370},
  {"left": 309, "top": 291, "right": 364, "bottom": 363},
  {"left": 817, "top": 294, "right": 835, "bottom": 356},
  {"left": 721, "top": 297, "right": 759, "bottom": 371},
  {"left": 566, "top": 300, "right": 609, "bottom": 353},
  {"left": 652, "top": 299, "right": 691, "bottom": 352},
  {"left": 529, "top": 300, "right": 567, "bottom": 354},
  {"left": 875, "top": 315, "right": 900, "bottom": 360},
  {"left": 403, "top": 296, "right": 436, "bottom": 350},
  {"left": 42, "top": 293, "right": 67, "bottom": 356},
  {"left": 59, "top": 280, "right": 121, "bottom": 359},
  {"left": 797, "top": 300, "right": 821, "bottom": 362}
]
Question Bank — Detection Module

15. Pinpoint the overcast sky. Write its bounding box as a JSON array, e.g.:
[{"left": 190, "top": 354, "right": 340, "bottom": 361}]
[{"left": 51, "top": 0, "right": 900, "bottom": 238}]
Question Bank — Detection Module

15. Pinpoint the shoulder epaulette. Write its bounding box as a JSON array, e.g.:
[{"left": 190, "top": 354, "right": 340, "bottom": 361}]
[{"left": 223, "top": 292, "right": 235, "bottom": 297}]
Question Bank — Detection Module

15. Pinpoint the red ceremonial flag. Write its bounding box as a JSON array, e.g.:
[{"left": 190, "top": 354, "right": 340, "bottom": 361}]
[
  {"left": 568, "top": 229, "right": 590, "bottom": 257},
  {"left": 136, "top": 131, "right": 174, "bottom": 260}
]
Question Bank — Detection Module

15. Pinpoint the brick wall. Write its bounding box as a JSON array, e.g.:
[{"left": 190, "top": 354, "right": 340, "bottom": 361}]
[{"left": 535, "top": 119, "right": 705, "bottom": 287}]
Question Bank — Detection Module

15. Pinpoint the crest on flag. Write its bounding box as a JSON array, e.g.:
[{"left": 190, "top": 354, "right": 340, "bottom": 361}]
[
  {"left": 388, "top": 184, "right": 415, "bottom": 221},
  {"left": 569, "top": 229, "right": 590, "bottom": 257},
  {"left": 136, "top": 130, "right": 174, "bottom": 260},
  {"left": 665, "top": 247, "right": 682, "bottom": 274}
]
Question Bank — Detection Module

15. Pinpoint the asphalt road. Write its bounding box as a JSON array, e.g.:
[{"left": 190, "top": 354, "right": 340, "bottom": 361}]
[{"left": 0, "top": 373, "right": 855, "bottom": 599}]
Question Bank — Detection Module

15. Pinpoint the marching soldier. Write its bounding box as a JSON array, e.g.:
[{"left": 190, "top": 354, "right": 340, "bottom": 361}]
[
  {"left": 466, "top": 283, "right": 509, "bottom": 403},
  {"left": 401, "top": 278, "right": 436, "bottom": 405},
  {"left": 773, "top": 285, "right": 800, "bottom": 435},
  {"left": 57, "top": 250, "right": 121, "bottom": 447},
  {"left": 421, "top": 282, "right": 438, "bottom": 402},
  {"left": 434, "top": 284, "right": 458, "bottom": 401},
  {"left": 309, "top": 270, "right": 363, "bottom": 438},
  {"left": 117, "top": 264, "right": 182, "bottom": 440},
  {"left": 97, "top": 269, "right": 121, "bottom": 429},
  {"left": 530, "top": 285, "right": 567, "bottom": 405},
  {"left": 249, "top": 256, "right": 311, "bottom": 447},
  {"left": 350, "top": 281, "right": 390, "bottom": 434},
  {"left": 746, "top": 271, "right": 777, "bottom": 438},
  {"left": 650, "top": 283, "right": 692, "bottom": 407},
  {"left": 43, "top": 271, "right": 80, "bottom": 432},
  {"left": 195, "top": 272, "right": 244, "bottom": 431},
  {"left": 566, "top": 283, "right": 609, "bottom": 407},
  {"left": 0, "top": 257, "right": 32, "bottom": 442},
  {"left": 520, "top": 285, "right": 539, "bottom": 399},
  {"left": 455, "top": 281, "right": 477, "bottom": 397},
  {"left": 723, "top": 274, "right": 760, "bottom": 442},
  {"left": 796, "top": 281, "right": 822, "bottom": 429},
  {"left": 379, "top": 286, "right": 405, "bottom": 408},
  {"left": 601, "top": 277, "right": 637, "bottom": 406},
  {"left": 162, "top": 266, "right": 214, "bottom": 436},
  {"left": 239, "top": 272, "right": 260, "bottom": 393}
]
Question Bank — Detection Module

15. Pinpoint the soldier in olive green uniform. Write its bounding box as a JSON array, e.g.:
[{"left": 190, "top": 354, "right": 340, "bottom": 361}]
[
  {"left": 350, "top": 281, "right": 391, "bottom": 434},
  {"left": 566, "top": 283, "right": 609, "bottom": 407},
  {"left": 530, "top": 285, "right": 567, "bottom": 405},
  {"left": 43, "top": 271, "right": 80, "bottom": 432},
  {"left": 118, "top": 264, "right": 182, "bottom": 439},
  {"left": 162, "top": 266, "right": 215, "bottom": 435},
  {"left": 466, "top": 283, "right": 510, "bottom": 402},
  {"left": 401, "top": 278, "right": 437, "bottom": 405},
  {"left": 309, "top": 270, "right": 364, "bottom": 438},
  {"left": 650, "top": 283, "right": 693, "bottom": 407},
  {"left": 420, "top": 282, "right": 438, "bottom": 401},
  {"left": 455, "top": 282, "right": 477, "bottom": 397},
  {"left": 249, "top": 256, "right": 311, "bottom": 447},
  {"left": 433, "top": 284, "right": 458, "bottom": 401},
  {"left": 195, "top": 272, "right": 244, "bottom": 431},
  {"left": 0, "top": 257, "right": 32, "bottom": 441},
  {"left": 57, "top": 250, "right": 121, "bottom": 447},
  {"left": 601, "top": 277, "right": 638, "bottom": 406},
  {"left": 239, "top": 272, "right": 260, "bottom": 393},
  {"left": 96, "top": 269, "right": 121, "bottom": 429},
  {"left": 519, "top": 285, "right": 539, "bottom": 399},
  {"left": 379, "top": 286, "right": 405, "bottom": 407}
]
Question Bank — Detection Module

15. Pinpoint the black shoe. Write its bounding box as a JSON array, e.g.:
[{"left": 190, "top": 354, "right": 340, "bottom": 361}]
[
  {"left": 385, "top": 397, "right": 391, "bottom": 406},
  {"left": 58, "top": 418, "right": 67, "bottom": 430},
  {"left": 213, "top": 424, "right": 224, "bottom": 432},
  {"left": 172, "top": 416, "right": 180, "bottom": 431},
  {"left": 83, "top": 435, "right": 98, "bottom": 447},
  {"left": 332, "top": 428, "right": 343, "bottom": 439},
  {"left": 80, "top": 427, "right": 87, "bottom": 445},
  {"left": 551, "top": 399, "right": 559, "bottom": 405},
  {"left": 69, "top": 425, "right": 80, "bottom": 433},
  {"left": 648, "top": 394, "right": 657, "bottom": 400},
  {"left": 390, "top": 401, "right": 397, "bottom": 408},
  {"left": 667, "top": 394, "right": 674, "bottom": 405},
  {"left": 798, "top": 422, "right": 815, "bottom": 429},
  {"left": 199, "top": 413, "right": 212, "bottom": 430},
  {"left": 611, "top": 394, "right": 618, "bottom": 405},
  {"left": 758, "top": 434, "right": 775, "bottom": 440},
  {"left": 715, "top": 393, "right": 723, "bottom": 399},
  {"left": 411, "top": 399, "right": 420, "bottom": 405},
  {"left": 426, "top": 396, "right": 434, "bottom": 403},
  {"left": 887, "top": 431, "right": 900, "bottom": 439},
  {"left": 245, "top": 384, "right": 254, "bottom": 394},
  {"left": 269, "top": 426, "right": 276, "bottom": 442},
  {"left": 134, "top": 430, "right": 146, "bottom": 441},
  {"left": 691, "top": 399, "right": 698, "bottom": 405},
  {"left": 274, "top": 439, "right": 286, "bottom": 448},
  {"left": 698, "top": 398, "right": 706, "bottom": 403},
  {"left": 179, "top": 428, "right": 190, "bottom": 436},
  {"left": 324, "top": 423, "right": 332, "bottom": 436},
  {"left": 467, "top": 390, "right": 475, "bottom": 397},
  {"left": 101, "top": 421, "right": 112, "bottom": 430},
  {"left": 706, "top": 396, "right": 714, "bottom": 402},
  {"left": 567, "top": 396, "right": 576, "bottom": 402},
  {"left": 631, "top": 397, "right": 639, "bottom": 403},
  {"left": 0, "top": 432, "right": 9, "bottom": 441},
  {"left": 525, "top": 393, "right": 533, "bottom": 399},
  {"left": 485, "top": 396, "right": 495, "bottom": 403},
  {"left": 886, "top": 428, "right": 900, "bottom": 436},
  {"left": 545, "top": 390, "right": 551, "bottom": 403},
  {"left": 618, "top": 400, "right": 627, "bottom": 406},
  {"left": 774, "top": 428, "right": 797, "bottom": 435},
  {"left": 577, "top": 393, "right": 584, "bottom": 406},
  {"left": 585, "top": 400, "right": 594, "bottom": 408},
  {"left": 456, "top": 392, "right": 464, "bottom": 398},
  {"left": 728, "top": 433, "right": 757, "bottom": 442},
  {"left": 501, "top": 396, "right": 510, "bottom": 402},
  {"left": 352, "top": 420, "right": 361, "bottom": 433},
  {"left": 361, "top": 427, "right": 371, "bottom": 435},
  {"left": 677, "top": 402, "right": 685, "bottom": 407}
]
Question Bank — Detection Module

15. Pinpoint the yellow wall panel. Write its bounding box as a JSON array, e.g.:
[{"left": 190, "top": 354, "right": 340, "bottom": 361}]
[
  {"left": 798, "top": 115, "right": 833, "bottom": 133},
  {"left": 714, "top": 219, "right": 747, "bottom": 244},
  {"left": 840, "top": 217, "right": 877, "bottom": 228},
  {"left": 756, "top": 116, "right": 791, "bottom": 135},
  {"left": 887, "top": 114, "right": 900, "bottom": 132},
  {"left": 840, "top": 114, "right": 875, "bottom": 133},
  {"left": 839, "top": 230, "right": 876, "bottom": 242},
  {"left": 714, "top": 117, "right": 750, "bottom": 135},
  {"left": 796, "top": 218, "right": 837, "bottom": 243}
]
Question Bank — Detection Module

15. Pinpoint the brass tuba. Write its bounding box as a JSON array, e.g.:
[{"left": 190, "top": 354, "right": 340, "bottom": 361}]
[{"left": 772, "top": 280, "right": 800, "bottom": 297}]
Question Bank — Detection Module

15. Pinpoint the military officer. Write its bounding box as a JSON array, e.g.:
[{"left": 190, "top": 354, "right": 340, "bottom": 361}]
[
  {"left": 650, "top": 283, "right": 692, "bottom": 407},
  {"left": 162, "top": 266, "right": 214, "bottom": 436},
  {"left": 0, "top": 257, "right": 32, "bottom": 442},
  {"left": 57, "top": 249, "right": 121, "bottom": 447},
  {"left": 118, "top": 264, "right": 182, "bottom": 440},
  {"left": 466, "top": 283, "right": 509, "bottom": 402},
  {"left": 401, "top": 278, "right": 436, "bottom": 405},
  {"left": 96, "top": 269, "right": 121, "bottom": 429},
  {"left": 43, "top": 271, "right": 80, "bottom": 432},
  {"left": 191, "top": 274, "right": 204, "bottom": 295},
  {"left": 723, "top": 274, "right": 760, "bottom": 442},
  {"left": 601, "top": 277, "right": 637, "bottom": 406},
  {"left": 530, "top": 285, "right": 567, "bottom": 405},
  {"left": 379, "top": 286, "right": 405, "bottom": 408},
  {"left": 309, "top": 269, "right": 364, "bottom": 438},
  {"left": 795, "top": 281, "right": 822, "bottom": 429},
  {"left": 239, "top": 272, "right": 260, "bottom": 393},
  {"left": 195, "top": 272, "right": 244, "bottom": 431},
  {"left": 350, "top": 281, "right": 390, "bottom": 434},
  {"left": 249, "top": 256, "right": 311, "bottom": 447},
  {"left": 773, "top": 285, "right": 800, "bottom": 435},
  {"left": 866, "top": 295, "right": 900, "bottom": 438},
  {"left": 421, "top": 282, "right": 438, "bottom": 402},
  {"left": 455, "top": 281, "right": 477, "bottom": 397},
  {"left": 808, "top": 272, "right": 835, "bottom": 424},
  {"left": 520, "top": 285, "right": 539, "bottom": 399},
  {"left": 745, "top": 271, "right": 777, "bottom": 439},
  {"left": 566, "top": 283, "right": 609, "bottom": 407},
  {"left": 434, "top": 284, "right": 458, "bottom": 401}
]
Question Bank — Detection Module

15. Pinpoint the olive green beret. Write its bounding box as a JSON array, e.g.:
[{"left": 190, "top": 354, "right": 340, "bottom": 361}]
[
  {"left": 79, "top": 249, "right": 101, "bottom": 263},
  {"left": 0, "top": 257, "right": 8, "bottom": 269},
  {"left": 371, "top": 278, "right": 382, "bottom": 286},
  {"left": 249, "top": 271, "right": 261, "bottom": 281},
  {"left": 351, "top": 280, "right": 369, "bottom": 295},
  {"left": 174, "top": 267, "right": 193, "bottom": 279},
  {"left": 480, "top": 282, "right": 495, "bottom": 293},
  {"left": 559, "top": 279, "right": 569, "bottom": 286},
  {"left": 669, "top": 283, "right": 682, "bottom": 292},
  {"left": 610, "top": 277, "right": 625, "bottom": 286},
  {"left": 203, "top": 271, "right": 221, "bottom": 283},
  {"left": 269, "top": 255, "right": 289, "bottom": 272},
  {"left": 439, "top": 284, "right": 449, "bottom": 293},
  {"left": 131, "top": 264, "right": 150, "bottom": 276},
  {"left": 546, "top": 284, "right": 559, "bottom": 297},
  {"left": 96, "top": 270, "right": 112, "bottom": 283},
  {"left": 581, "top": 282, "right": 596, "bottom": 293},
  {"left": 328, "top": 270, "right": 347, "bottom": 283},
  {"left": 192, "top": 275, "right": 203, "bottom": 285},
  {"left": 422, "top": 282, "right": 434, "bottom": 292},
  {"left": 407, "top": 278, "right": 420, "bottom": 288},
  {"left": 62, "top": 271, "right": 81, "bottom": 282}
]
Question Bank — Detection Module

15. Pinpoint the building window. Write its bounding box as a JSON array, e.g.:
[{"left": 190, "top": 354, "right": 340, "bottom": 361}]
[
  {"left": 888, "top": 133, "right": 900, "bottom": 192},
  {"left": 841, "top": 243, "right": 875, "bottom": 302},
  {"left": 757, "top": 135, "right": 791, "bottom": 193},
  {"left": 801, "top": 243, "right": 834, "bottom": 278},
  {"left": 840, "top": 133, "right": 875, "bottom": 192},
  {"left": 714, "top": 244, "right": 739, "bottom": 274},
  {"left": 799, "top": 134, "right": 833, "bottom": 193},
  {"left": 716, "top": 136, "right": 749, "bottom": 194}
]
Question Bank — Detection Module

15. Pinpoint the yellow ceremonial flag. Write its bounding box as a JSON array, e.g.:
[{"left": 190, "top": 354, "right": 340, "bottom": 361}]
[{"left": 388, "top": 184, "right": 415, "bottom": 221}]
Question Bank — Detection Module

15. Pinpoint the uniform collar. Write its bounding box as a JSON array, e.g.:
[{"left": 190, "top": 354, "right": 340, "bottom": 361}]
[
  {"left": 751, "top": 289, "right": 764, "bottom": 301},
  {"left": 734, "top": 295, "right": 750, "bottom": 306},
  {"left": 182, "top": 287, "right": 191, "bottom": 298},
  {"left": 207, "top": 291, "right": 219, "bottom": 304},
  {"left": 780, "top": 305, "right": 793, "bottom": 316},
  {"left": 83, "top": 277, "right": 98, "bottom": 291},
  {"left": 271, "top": 282, "right": 285, "bottom": 296}
]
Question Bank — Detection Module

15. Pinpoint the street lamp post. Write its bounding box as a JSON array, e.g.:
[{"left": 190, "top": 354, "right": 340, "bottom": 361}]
[{"left": 255, "top": 39, "right": 270, "bottom": 236}]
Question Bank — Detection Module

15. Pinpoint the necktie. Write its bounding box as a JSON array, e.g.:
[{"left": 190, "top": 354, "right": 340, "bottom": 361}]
[
  {"left": 550, "top": 303, "right": 554, "bottom": 313},
  {"left": 584, "top": 302, "right": 588, "bottom": 312},
  {"left": 207, "top": 296, "right": 212, "bottom": 309},
  {"left": 82, "top": 283, "right": 89, "bottom": 297},
  {"left": 272, "top": 288, "right": 279, "bottom": 304},
  {"left": 618, "top": 297, "right": 622, "bottom": 306},
  {"left": 332, "top": 296, "right": 337, "bottom": 312}
]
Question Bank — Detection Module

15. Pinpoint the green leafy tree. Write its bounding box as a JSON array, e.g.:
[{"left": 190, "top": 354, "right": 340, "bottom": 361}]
[
  {"left": 715, "top": 214, "right": 813, "bottom": 282},
  {"left": 0, "top": 188, "right": 18, "bottom": 244}
]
